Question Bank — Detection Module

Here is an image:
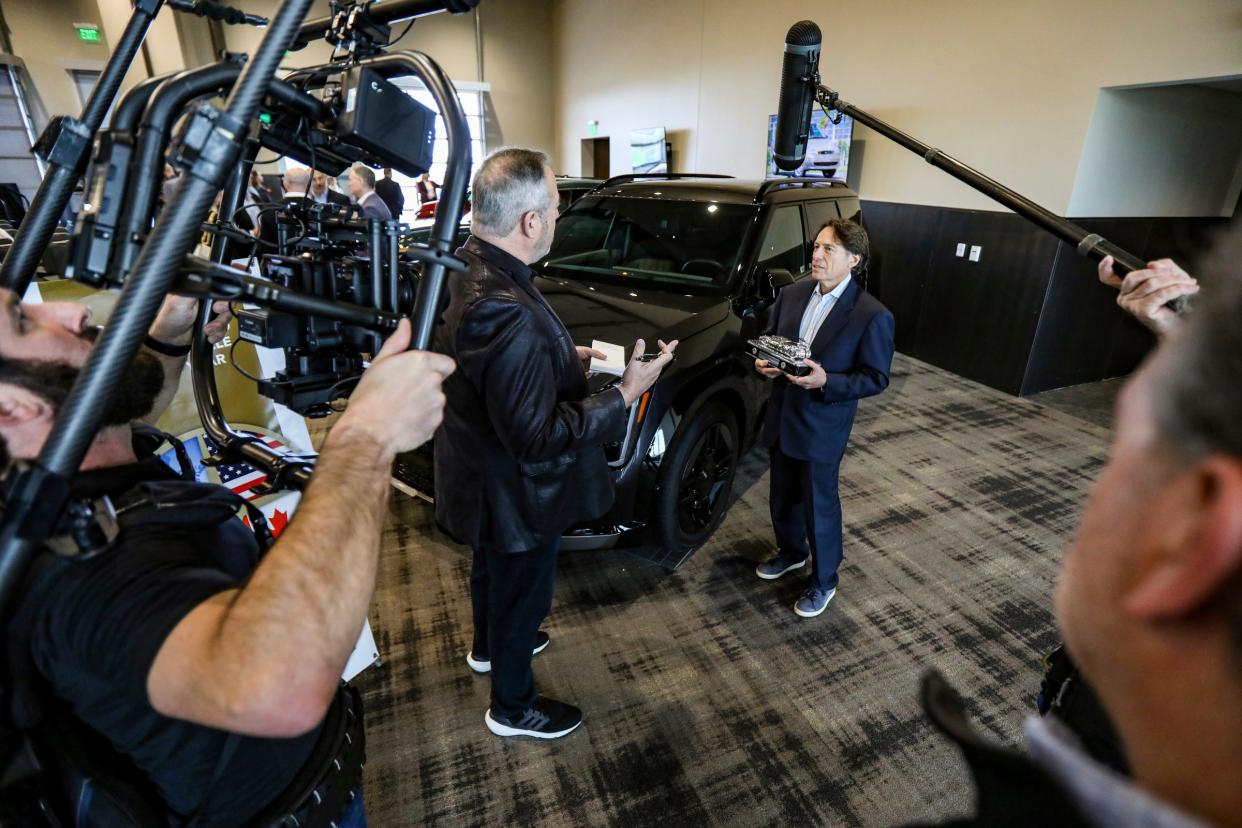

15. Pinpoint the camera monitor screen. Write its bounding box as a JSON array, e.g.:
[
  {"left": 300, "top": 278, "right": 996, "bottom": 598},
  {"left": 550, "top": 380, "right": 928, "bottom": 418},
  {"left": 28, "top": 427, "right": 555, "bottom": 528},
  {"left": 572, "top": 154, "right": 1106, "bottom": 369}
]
[
  {"left": 765, "top": 110, "right": 854, "bottom": 181},
  {"left": 630, "top": 126, "right": 668, "bottom": 174}
]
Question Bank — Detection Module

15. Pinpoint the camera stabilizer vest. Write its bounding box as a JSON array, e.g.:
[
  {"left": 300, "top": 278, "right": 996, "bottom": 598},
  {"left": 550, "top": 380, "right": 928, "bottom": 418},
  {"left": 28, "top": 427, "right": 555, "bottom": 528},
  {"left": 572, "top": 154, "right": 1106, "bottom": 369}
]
[{"left": 1, "top": 431, "right": 365, "bottom": 826}]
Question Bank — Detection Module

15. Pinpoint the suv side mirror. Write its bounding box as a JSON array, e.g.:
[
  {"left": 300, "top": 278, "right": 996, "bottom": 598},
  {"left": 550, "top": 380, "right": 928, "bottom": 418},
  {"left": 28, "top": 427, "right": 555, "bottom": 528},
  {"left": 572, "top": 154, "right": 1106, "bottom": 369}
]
[
  {"left": 757, "top": 268, "right": 795, "bottom": 303},
  {"left": 742, "top": 268, "right": 798, "bottom": 319},
  {"left": 767, "top": 269, "right": 796, "bottom": 290}
]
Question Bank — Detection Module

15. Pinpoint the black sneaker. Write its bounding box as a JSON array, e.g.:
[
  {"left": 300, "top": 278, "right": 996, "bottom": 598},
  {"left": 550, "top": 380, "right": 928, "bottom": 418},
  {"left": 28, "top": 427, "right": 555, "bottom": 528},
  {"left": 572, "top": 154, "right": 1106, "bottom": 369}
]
[
  {"left": 466, "top": 631, "right": 551, "bottom": 674},
  {"left": 485, "top": 696, "right": 582, "bottom": 739}
]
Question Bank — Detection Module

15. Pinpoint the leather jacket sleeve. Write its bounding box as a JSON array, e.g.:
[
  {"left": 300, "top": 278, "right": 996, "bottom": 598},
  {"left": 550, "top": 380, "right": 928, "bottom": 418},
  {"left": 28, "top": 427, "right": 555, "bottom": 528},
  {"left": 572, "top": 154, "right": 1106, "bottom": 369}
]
[{"left": 456, "top": 297, "right": 626, "bottom": 464}]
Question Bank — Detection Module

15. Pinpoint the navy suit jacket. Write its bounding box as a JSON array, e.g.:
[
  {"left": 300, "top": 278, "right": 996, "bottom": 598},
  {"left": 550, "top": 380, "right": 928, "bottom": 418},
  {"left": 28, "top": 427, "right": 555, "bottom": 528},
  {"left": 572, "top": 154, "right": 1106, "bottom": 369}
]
[{"left": 761, "top": 277, "right": 895, "bottom": 463}]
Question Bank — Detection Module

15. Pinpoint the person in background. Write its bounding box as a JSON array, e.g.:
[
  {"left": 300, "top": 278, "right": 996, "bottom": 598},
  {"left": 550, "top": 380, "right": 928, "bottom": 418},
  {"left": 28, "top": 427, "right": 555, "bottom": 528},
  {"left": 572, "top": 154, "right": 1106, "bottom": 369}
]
[
  {"left": 416, "top": 172, "right": 440, "bottom": 206},
  {"left": 374, "top": 168, "right": 405, "bottom": 221},
  {"left": 347, "top": 165, "right": 393, "bottom": 222},
  {"left": 244, "top": 170, "right": 275, "bottom": 229},
  {"left": 310, "top": 170, "right": 351, "bottom": 208},
  {"left": 160, "top": 163, "right": 179, "bottom": 206}
]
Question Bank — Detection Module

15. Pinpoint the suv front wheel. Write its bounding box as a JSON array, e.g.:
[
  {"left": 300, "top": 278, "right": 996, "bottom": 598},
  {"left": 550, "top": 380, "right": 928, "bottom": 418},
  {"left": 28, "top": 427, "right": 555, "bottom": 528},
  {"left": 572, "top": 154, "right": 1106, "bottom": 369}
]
[{"left": 653, "top": 401, "right": 739, "bottom": 561}]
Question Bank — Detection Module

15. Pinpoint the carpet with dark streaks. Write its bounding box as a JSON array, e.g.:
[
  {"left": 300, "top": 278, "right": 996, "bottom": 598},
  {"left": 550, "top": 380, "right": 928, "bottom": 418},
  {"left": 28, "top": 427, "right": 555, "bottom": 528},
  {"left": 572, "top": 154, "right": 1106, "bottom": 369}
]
[{"left": 350, "top": 353, "right": 1114, "bottom": 827}]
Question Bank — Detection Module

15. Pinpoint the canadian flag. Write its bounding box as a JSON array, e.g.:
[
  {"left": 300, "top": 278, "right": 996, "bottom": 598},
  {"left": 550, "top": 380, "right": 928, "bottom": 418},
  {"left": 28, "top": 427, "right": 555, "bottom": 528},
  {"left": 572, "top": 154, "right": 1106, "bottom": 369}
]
[{"left": 241, "top": 491, "right": 300, "bottom": 537}]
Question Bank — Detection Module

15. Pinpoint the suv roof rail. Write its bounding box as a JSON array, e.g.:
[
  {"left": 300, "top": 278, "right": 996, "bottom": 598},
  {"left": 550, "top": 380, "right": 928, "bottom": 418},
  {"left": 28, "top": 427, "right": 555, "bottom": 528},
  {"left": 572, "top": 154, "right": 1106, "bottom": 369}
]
[
  {"left": 595, "top": 173, "right": 736, "bottom": 190},
  {"left": 754, "top": 177, "right": 849, "bottom": 203}
]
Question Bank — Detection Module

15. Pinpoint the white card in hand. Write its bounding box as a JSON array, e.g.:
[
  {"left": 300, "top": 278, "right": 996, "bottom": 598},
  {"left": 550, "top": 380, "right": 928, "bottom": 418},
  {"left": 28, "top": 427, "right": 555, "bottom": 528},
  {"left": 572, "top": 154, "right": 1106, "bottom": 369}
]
[{"left": 590, "top": 339, "right": 627, "bottom": 376}]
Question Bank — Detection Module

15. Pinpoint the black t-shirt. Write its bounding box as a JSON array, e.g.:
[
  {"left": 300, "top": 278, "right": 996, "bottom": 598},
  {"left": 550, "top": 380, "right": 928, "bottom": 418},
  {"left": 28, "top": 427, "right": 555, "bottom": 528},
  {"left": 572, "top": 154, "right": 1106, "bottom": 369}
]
[{"left": 25, "top": 455, "right": 321, "bottom": 825}]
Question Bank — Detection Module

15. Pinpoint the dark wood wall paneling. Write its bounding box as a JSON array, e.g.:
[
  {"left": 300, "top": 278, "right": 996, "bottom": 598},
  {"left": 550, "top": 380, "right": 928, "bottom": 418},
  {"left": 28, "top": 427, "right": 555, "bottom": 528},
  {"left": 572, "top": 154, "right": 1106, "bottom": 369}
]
[
  {"left": 862, "top": 200, "right": 1232, "bottom": 396},
  {"left": 1025, "top": 216, "right": 1234, "bottom": 393}
]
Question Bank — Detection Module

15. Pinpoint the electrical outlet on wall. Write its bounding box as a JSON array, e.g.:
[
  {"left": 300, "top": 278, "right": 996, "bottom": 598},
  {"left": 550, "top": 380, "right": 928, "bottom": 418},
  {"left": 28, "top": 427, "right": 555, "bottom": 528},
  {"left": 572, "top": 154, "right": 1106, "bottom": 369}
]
[
  {"left": 955, "top": 243, "right": 966, "bottom": 257},
  {"left": 968, "top": 245, "right": 982, "bottom": 262}
]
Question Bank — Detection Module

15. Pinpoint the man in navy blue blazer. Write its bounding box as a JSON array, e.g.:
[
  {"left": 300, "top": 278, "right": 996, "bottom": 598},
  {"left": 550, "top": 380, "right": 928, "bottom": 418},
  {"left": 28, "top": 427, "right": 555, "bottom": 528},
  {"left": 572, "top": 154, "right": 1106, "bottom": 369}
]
[{"left": 753, "top": 218, "right": 895, "bottom": 617}]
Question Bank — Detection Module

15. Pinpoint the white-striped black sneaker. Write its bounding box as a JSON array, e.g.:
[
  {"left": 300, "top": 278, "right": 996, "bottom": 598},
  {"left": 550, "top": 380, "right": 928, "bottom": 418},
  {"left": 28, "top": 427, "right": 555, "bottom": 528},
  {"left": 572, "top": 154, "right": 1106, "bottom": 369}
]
[
  {"left": 466, "top": 631, "right": 551, "bottom": 674},
  {"left": 485, "top": 697, "right": 582, "bottom": 739}
]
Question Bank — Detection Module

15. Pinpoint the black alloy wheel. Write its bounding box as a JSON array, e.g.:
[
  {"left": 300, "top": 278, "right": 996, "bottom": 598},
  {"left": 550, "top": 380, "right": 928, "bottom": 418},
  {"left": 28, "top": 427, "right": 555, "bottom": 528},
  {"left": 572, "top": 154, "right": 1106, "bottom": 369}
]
[{"left": 654, "top": 401, "right": 739, "bottom": 561}]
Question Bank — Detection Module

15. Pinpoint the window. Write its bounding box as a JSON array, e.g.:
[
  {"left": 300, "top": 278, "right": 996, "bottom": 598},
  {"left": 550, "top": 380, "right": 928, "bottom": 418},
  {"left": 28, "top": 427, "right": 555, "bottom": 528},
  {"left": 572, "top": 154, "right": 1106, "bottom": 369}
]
[
  {"left": 542, "top": 195, "right": 757, "bottom": 294},
  {"left": 0, "top": 62, "right": 43, "bottom": 212},
  {"left": 755, "top": 206, "right": 806, "bottom": 275},
  {"left": 389, "top": 80, "right": 487, "bottom": 220}
]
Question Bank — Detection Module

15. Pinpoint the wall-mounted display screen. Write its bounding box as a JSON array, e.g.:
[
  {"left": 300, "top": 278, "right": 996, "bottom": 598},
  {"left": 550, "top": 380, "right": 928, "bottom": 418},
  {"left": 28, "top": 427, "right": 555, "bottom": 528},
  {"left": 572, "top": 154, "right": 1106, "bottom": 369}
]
[
  {"left": 765, "top": 110, "right": 854, "bottom": 181},
  {"left": 630, "top": 126, "right": 668, "bottom": 174}
]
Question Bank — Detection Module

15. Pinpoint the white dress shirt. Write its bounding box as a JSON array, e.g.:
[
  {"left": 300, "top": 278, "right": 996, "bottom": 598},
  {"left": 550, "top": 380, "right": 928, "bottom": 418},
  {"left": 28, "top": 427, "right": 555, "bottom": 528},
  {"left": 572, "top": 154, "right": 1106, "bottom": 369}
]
[{"left": 797, "top": 275, "right": 852, "bottom": 344}]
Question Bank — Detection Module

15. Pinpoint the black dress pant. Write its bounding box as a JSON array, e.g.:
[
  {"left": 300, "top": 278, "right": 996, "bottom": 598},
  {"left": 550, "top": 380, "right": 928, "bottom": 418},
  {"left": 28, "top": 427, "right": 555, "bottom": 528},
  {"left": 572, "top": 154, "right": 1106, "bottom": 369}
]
[
  {"left": 469, "top": 535, "right": 560, "bottom": 720},
  {"left": 769, "top": 441, "right": 844, "bottom": 591}
]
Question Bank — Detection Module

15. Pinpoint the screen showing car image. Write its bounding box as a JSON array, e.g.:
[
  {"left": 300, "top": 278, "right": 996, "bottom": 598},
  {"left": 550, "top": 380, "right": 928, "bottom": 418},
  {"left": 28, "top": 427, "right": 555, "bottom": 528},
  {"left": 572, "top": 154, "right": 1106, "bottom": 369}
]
[
  {"left": 765, "top": 110, "right": 854, "bottom": 181},
  {"left": 630, "top": 126, "right": 668, "bottom": 174}
]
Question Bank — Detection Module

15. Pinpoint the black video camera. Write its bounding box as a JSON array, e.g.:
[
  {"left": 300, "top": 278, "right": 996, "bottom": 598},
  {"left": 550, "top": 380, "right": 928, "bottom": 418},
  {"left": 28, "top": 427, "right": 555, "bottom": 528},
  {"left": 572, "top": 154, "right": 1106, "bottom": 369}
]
[{"left": 235, "top": 201, "right": 417, "bottom": 417}]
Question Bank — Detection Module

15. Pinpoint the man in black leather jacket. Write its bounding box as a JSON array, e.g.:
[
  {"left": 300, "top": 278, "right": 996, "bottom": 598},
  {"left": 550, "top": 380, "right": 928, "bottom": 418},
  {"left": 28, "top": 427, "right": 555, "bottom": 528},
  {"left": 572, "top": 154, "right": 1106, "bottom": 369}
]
[{"left": 435, "top": 148, "right": 675, "bottom": 740}]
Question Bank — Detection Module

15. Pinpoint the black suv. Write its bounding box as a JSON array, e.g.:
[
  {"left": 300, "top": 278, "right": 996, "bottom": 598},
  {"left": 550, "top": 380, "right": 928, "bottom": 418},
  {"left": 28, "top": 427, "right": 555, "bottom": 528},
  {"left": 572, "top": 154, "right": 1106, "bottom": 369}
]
[{"left": 395, "top": 174, "right": 863, "bottom": 569}]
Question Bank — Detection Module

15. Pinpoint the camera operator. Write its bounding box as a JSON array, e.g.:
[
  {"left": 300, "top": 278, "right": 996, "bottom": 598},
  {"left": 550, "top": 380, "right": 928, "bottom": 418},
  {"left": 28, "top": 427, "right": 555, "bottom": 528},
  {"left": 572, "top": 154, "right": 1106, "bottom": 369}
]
[
  {"left": 912, "top": 232, "right": 1241, "bottom": 827},
  {"left": 435, "top": 148, "right": 675, "bottom": 740},
  {"left": 0, "top": 289, "right": 453, "bottom": 824}
]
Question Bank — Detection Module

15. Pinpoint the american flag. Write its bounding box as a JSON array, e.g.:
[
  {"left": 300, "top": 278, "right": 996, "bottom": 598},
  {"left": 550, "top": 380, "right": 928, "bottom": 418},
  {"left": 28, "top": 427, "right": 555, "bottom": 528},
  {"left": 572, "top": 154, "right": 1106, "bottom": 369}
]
[{"left": 203, "top": 433, "right": 288, "bottom": 501}]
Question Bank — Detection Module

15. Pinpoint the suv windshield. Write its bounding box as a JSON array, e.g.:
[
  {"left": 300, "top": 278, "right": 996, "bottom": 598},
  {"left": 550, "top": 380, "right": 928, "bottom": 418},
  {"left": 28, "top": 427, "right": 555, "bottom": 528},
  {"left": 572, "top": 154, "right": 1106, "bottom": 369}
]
[{"left": 539, "top": 195, "right": 757, "bottom": 293}]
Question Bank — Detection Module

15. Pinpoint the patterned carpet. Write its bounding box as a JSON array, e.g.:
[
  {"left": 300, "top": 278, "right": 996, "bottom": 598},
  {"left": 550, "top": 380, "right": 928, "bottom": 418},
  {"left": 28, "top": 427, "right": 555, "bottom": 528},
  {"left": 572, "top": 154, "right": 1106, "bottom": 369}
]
[{"left": 352, "top": 353, "right": 1114, "bottom": 827}]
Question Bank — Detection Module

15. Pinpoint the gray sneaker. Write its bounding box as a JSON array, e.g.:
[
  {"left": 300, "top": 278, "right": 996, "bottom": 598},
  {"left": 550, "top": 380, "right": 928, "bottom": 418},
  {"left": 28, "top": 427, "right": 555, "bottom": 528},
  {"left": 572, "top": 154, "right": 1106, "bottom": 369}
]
[
  {"left": 755, "top": 553, "right": 809, "bottom": 580},
  {"left": 793, "top": 586, "right": 836, "bottom": 618}
]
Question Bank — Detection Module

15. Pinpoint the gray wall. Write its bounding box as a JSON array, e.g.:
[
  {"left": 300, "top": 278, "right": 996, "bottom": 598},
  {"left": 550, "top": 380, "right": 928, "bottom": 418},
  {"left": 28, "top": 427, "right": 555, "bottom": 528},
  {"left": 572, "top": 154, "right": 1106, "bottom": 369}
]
[
  {"left": 1068, "top": 81, "right": 1242, "bottom": 217},
  {"left": 552, "top": 0, "right": 1242, "bottom": 213}
]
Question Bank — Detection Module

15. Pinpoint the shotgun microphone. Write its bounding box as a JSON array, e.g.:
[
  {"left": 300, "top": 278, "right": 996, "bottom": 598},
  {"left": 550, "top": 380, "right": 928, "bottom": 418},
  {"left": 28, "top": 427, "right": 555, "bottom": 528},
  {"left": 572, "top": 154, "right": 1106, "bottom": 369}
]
[{"left": 772, "top": 20, "right": 822, "bottom": 172}]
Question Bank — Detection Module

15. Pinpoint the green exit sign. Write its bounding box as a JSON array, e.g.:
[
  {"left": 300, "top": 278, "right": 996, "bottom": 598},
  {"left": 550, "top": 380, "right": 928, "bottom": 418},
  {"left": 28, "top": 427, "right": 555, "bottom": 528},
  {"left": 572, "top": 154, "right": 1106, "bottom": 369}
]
[{"left": 76, "top": 26, "right": 101, "bottom": 43}]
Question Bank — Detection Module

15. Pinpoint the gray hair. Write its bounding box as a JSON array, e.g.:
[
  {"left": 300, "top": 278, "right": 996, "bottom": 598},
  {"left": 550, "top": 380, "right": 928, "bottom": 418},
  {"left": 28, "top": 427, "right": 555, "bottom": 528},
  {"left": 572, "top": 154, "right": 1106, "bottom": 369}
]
[
  {"left": 1151, "top": 227, "right": 1242, "bottom": 463},
  {"left": 1145, "top": 224, "right": 1242, "bottom": 668},
  {"left": 350, "top": 164, "right": 376, "bottom": 190},
  {"left": 283, "top": 166, "right": 311, "bottom": 191},
  {"left": 471, "top": 148, "right": 552, "bottom": 238}
]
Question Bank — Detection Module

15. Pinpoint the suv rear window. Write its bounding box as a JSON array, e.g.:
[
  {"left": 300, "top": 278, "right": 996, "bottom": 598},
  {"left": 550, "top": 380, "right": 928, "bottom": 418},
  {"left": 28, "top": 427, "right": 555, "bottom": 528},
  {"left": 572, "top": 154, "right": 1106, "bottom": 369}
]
[{"left": 540, "top": 195, "right": 757, "bottom": 293}]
